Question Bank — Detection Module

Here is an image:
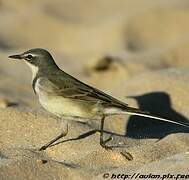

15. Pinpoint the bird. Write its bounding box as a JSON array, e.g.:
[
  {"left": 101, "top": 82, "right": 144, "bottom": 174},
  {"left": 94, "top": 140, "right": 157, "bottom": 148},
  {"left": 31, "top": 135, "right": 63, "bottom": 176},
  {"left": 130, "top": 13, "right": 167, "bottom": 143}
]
[{"left": 9, "top": 48, "right": 189, "bottom": 151}]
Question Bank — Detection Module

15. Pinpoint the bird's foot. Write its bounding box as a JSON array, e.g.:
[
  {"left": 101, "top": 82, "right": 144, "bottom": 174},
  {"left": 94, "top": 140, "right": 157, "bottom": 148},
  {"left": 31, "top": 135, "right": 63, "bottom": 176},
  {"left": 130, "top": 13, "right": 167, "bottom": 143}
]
[
  {"left": 38, "top": 130, "right": 68, "bottom": 151},
  {"left": 100, "top": 135, "right": 113, "bottom": 150},
  {"left": 39, "top": 145, "right": 48, "bottom": 151}
]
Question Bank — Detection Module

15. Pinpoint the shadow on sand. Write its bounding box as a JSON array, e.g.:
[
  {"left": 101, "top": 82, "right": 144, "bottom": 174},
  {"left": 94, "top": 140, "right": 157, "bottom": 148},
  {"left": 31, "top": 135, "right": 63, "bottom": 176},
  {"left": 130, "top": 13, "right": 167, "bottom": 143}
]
[{"left": 126, "top": 91, "right": 189, "bottom": 139}]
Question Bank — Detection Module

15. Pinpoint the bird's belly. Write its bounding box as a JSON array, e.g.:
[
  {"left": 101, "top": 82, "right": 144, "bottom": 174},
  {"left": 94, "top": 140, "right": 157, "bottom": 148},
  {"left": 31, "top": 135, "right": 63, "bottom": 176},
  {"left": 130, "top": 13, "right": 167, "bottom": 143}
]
[{"left": 38, "top": 94, "right": 98, "bottom": 119}]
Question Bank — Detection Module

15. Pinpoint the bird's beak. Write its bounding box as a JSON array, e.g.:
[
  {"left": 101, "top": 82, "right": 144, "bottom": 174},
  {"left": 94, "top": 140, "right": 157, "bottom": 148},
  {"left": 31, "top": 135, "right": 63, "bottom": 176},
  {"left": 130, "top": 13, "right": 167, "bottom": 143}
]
[{"left": 8, "top": 54, "right": 24, "bottom": 60}]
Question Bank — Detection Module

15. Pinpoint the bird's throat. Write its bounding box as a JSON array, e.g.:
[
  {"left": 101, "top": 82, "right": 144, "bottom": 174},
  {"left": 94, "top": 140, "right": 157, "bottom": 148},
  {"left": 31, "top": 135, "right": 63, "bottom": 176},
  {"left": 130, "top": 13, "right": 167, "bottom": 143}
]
[{"left": 25, "top": 61, "right": 39, "bottom": 81}]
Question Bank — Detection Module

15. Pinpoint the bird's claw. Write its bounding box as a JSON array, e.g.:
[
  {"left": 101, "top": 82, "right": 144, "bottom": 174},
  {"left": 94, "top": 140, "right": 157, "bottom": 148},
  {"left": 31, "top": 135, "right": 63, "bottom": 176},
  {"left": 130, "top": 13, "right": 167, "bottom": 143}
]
[{"left": 100, "top": 135, "right": 113, "bottom": 150}]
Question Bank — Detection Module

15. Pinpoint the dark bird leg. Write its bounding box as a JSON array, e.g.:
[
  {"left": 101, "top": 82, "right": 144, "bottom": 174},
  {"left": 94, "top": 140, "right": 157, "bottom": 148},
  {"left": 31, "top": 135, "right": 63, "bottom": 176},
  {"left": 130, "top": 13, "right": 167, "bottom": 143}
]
[
  {"left": 100, "top": 115, "right": 113, "bottom": 149},
  {"left": 39, "top": 125, "right": 68, "bottom": 151}
]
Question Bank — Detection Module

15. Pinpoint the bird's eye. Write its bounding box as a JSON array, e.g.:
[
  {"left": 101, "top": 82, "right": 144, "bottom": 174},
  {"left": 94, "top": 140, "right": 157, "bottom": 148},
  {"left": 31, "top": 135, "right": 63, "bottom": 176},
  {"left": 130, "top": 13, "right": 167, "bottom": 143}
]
[{"left": 26, "top": 54, "right": 33, "bottom": 60}]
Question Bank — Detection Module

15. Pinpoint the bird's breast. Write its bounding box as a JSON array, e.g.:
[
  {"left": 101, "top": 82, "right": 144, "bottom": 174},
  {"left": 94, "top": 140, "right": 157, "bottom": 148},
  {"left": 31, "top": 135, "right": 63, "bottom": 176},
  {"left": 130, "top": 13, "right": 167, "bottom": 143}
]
[
  {"left": 35, "top": 84, "right": 98, "bottom": 120},
  {"left": 39, "top": 94, "right": 98, "bottom": 119}
]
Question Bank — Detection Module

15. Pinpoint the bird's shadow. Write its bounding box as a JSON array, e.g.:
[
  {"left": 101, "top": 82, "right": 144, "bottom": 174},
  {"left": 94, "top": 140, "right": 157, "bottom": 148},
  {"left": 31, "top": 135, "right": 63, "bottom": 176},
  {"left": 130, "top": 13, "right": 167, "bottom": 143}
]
[{"left": 126, "top": 91, "right": 189, "bottom": 139}]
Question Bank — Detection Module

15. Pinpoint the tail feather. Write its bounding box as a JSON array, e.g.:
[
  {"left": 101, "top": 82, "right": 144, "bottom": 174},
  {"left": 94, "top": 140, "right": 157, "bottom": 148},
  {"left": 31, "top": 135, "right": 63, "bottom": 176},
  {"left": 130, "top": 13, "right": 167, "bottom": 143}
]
[{"left": 124, "top": 106, "right": 189, "bottom": 128}]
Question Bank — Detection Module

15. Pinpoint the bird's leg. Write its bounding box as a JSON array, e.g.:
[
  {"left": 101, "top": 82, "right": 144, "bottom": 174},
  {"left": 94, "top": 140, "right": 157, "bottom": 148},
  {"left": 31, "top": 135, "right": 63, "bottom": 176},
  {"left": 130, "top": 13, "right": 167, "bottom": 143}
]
[
  {"left": 39, "top": 123, "right": 68, "bottom": 151},
  {"left": 100, "top": 115, "right": 113, "bottom": 150}
]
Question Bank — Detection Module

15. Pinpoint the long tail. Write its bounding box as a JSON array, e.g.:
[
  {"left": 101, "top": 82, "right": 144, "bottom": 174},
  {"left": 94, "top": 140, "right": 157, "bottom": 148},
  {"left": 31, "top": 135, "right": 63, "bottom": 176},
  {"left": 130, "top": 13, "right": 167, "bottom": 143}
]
[{"left": 123, "top": 106, "right": 189, "bottom": 128}]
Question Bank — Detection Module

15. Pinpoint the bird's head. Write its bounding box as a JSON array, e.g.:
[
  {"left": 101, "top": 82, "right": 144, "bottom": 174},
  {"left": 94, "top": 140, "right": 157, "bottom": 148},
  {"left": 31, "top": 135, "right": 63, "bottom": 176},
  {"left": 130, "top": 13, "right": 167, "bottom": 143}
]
[
  {"left": 9, "top": 48, "right": 59, "bottom": 80},
  {"left": 9, "top": 48, "right": 57, "bottom": 70}
]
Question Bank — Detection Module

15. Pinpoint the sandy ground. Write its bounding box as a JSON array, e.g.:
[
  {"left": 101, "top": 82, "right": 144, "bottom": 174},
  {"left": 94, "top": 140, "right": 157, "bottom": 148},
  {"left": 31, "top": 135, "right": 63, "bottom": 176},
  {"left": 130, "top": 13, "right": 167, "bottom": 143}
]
[{"left": 0, "top": 0, "right": 189, "bottom": 179}]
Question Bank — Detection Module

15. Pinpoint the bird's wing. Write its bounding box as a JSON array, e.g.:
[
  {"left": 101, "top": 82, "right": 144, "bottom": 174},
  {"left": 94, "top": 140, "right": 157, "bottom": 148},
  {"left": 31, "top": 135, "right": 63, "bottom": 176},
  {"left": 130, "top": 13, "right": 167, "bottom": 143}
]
[{"left": 38, "top": 73, "right": 128, "bottom": 108}]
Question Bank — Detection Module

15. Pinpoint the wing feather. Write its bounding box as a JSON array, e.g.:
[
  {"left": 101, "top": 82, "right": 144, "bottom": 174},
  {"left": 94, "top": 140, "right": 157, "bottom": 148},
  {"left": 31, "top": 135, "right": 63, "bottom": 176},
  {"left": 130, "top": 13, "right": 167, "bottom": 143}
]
[{"left": 38, "top": 72, "right": 128, "bottom": 109}]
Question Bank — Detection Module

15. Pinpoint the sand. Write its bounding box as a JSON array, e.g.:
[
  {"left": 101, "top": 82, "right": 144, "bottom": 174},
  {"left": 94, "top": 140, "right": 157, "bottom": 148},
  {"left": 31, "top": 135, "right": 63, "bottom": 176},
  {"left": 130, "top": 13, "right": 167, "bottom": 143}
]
[{"left": 0, "top": 0, "right": 189, "bottom": 179}]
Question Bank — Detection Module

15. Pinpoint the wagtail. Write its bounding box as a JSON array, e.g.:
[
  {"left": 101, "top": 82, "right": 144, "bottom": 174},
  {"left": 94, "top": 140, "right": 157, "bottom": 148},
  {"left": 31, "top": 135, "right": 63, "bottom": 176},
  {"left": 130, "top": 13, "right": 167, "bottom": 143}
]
[{"left": 9, "top": 48, "right": 189, "bottom": 151}]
